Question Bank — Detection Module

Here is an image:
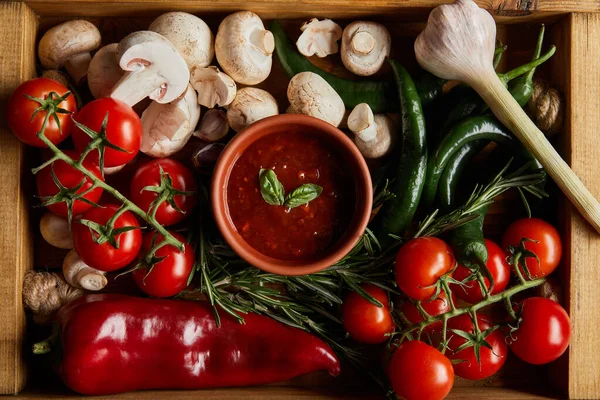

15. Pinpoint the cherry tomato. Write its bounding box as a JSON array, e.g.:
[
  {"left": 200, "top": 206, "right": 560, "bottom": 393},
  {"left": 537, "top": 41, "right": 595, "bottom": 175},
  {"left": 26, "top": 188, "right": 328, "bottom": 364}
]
[
  {"left": 508, "top": 297, "right": 571, "bottom": 365},
  {"left": 342, "top": 284, "right": 395, "bottom": 344},
  {"left": 36, "top": 150, "right": 104, "bottom": 218},
  {"left": 72, "top": 204, "right": 142, "bottom": 272},
  {"left": 451, "top": 239, "right": 510, "bottom": 303},
  {"left": 395, "top": 237, "right": 455, "bottom": 301},
  {"left": 72, "top": 98, "right": 142, "bottom": 167},
  {"left": 130, "top": 159, "right": 198, "bottom": 226},
  {"left": 501, "top": 218, "right": 562, "bottom": 279},
  {"left": 399, "top": 292, "right": 452, "bottom": 333},
  {"left": 133, "top": 231, "right": 195, "bottom": 298},
  {"left": 7, "top": 78, "right": 77, "bottom": 147},
  {"left": 445, "top": 314, "right": 507, "bottom": 380},
  {"left": 388, "top": 340, "right": 454, "bottom": 400}
]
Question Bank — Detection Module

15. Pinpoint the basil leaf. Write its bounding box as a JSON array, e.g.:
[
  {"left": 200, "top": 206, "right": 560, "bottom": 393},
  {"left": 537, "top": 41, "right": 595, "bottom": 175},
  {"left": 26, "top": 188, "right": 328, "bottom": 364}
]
[
  {"left": 259, "top": 168, "right": 285, "bottom": 206},
  {"left": 284, "top": 184, "right": 323, "bottom": 208}
]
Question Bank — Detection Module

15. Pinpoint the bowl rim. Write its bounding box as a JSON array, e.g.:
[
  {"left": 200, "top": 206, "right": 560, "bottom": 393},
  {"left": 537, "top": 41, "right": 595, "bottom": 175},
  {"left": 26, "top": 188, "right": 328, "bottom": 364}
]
[{"left": 211, "top": 114, "right": 373, "bottom": 276}]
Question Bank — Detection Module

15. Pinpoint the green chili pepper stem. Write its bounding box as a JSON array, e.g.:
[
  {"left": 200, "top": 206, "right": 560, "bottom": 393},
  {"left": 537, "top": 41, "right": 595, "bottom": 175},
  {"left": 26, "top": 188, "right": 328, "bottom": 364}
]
[
  {"left": 507, "top": 25, "right": 546, "bottom": 108},
  {"left": 501, "top": 45, "right": 555, "bottom": 84},
  {"left": 493, "top": 45, "right": 507, "bottom": 69}
]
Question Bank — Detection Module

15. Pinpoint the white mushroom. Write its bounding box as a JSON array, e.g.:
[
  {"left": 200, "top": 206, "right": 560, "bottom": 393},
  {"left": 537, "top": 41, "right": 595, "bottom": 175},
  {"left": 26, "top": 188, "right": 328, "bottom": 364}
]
[
  {"left": 40, "top": 212, "right": 73, "bottom": 249},
  {"left": 149, "top": 12, "right": 214, "bottom": 75},
  {"left": 287, "top": 72, "right": 345, "bottom": 127},
  {"left": 41, "top": 70, "right": 70, "bottom": 87},
  {"left": 63, "top": 250, "right": 107, "bottom": 291},
  {"left": 296, "top": 18, "right": 342, "bottom": 58},
  {"left": 140, "top": 83, "right": 201, "bottom": 157},
  {"left": 341, "top": 22, "right": 391, "bottom": 76},
  {"left": 193, "top": 109, "right": 229, "bottom": 142},
  {"left": 87, "top": 43, "right": 124, "bottom": 99},
  {"left": 38, "top": 20, "right": 101, "bottom": 85},
  {"left": 347, "top": 103, "right": 394, "bottom": 159},
  {"left": 227, "top": 88, "right": 278, "bottom": 132},
  {"left": 215, "top": 11, "right": 274, "bottom": 85},
  {"left": 190, "top": 66, "right": 237, "bottom": 108},
  {"left": 110, "top": 31, "right": 190, "bottom": 107}
]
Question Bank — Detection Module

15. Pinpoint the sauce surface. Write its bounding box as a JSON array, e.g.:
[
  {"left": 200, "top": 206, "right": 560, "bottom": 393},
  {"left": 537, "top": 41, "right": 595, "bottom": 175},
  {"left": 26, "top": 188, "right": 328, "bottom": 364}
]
[{"left": 227, "top": 131, "right": 355, "bottom": 260}]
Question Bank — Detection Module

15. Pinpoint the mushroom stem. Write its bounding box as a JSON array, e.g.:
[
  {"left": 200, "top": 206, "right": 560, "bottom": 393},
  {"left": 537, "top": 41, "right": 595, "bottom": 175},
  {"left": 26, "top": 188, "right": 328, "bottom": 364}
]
[
  {"left": 347, "top": 103, "right": 377, "bottom": 142},
  {"left": 64, "top": 52, "right": 92, "bottom": 85},
  {"left": 63, "top": 250, "right": 107, "bottom": 291},
  {"left": 251, "top": 29, "right": 275, "bottom": 55},
  {"left": 111, "top": 67, "right": 166, "bottom": 107},
  {"left": 351, "top": 31, "right": 375, "bottom": 55}
]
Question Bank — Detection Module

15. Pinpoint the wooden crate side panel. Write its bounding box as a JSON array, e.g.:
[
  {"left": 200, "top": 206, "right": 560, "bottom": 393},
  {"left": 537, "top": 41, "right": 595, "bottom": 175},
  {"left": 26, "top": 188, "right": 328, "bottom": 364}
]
[
  {"left": 565, "top": 12, "right": 600, "bottom": 400},
  {"left": 0, "top": 1, "right": 37, "bottom": 395}
]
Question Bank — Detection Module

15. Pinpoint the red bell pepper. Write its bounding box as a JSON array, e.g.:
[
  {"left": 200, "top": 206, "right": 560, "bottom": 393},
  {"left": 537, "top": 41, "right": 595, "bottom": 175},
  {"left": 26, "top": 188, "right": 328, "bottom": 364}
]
[{"left": 33, "top": 294, "right": 341, "bottom": 395}]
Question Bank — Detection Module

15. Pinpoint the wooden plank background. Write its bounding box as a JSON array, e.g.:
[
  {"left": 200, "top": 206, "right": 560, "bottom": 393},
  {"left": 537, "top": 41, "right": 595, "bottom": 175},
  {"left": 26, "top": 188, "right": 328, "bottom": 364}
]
[{"left": 0, "top": 1, "right": 38, "bottom": 395}]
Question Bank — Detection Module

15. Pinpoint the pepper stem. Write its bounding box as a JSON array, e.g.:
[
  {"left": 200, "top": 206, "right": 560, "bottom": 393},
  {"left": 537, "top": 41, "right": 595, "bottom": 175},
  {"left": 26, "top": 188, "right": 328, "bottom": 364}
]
[{"left": 32, "top": 322, "right": 60, "bottom": 355}]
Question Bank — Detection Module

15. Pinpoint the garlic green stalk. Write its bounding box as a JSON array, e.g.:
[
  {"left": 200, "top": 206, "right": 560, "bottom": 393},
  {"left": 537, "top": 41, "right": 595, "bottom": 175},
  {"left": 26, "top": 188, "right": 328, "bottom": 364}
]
[{"left": 415, "top": 0, "right": 600, "bottom": 234}]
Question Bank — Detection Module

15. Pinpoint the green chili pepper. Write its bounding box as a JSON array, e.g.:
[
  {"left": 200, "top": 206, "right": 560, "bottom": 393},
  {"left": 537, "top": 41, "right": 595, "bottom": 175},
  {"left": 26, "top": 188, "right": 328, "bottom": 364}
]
[
  {"left": 374, "top": 60, "right": 427, "bottom": 243},
  {"left": 422, "top": 116, "right": 514, "bottom": 205},
  {"left": 438, "top": 140, "right": 490, "bottom": 211},
  {"left": 270, "top": 21, "right": 446, "bottom": 113},
  {"left": 508, "top": 25, "right": 546, "bottom": 108}
]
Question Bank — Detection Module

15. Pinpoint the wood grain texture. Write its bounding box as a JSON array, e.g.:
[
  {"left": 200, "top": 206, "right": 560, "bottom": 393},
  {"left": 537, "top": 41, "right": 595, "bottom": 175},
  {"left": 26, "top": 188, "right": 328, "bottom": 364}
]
[
  {"left": 561, "top": 12, "right": 600, "bottom": 400},
  {"left": 17, "top": 0, "right": 597, "bottom": 20},
  {"left": 0, "top": 1, "right": 37, "bottom": 395}
]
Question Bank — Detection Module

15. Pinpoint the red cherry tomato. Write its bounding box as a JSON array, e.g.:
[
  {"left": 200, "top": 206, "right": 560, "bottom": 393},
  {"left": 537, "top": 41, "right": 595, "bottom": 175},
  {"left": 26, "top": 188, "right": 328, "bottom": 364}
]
[
  {"left": 501, "top": 218, "right": 562, "bottom": 279},
  {"left": 342, "top": 284, "right": 395, "bottom": 344},
  {"left": 72, "top": 204, "right": 142, "bottom": 272},
  {"left": 130, "top": 159, "right": 198, "bottom": 226},
  {"left": 508, "top": 297, "right": 571, "bottom": 365},
  {"left": 133, "top": 231, "right": 195, "bottom": 298},
  {"left": 445, "top": 314, "right": 507, "bottom": 380},
  {"left": 7, "top": 78, "right": 77, "bottom": 147},
  {"left": 72, "top": 98, "right": 142, "bottom": 167},
  {"left": 36, "top": 150, "right": 104, "bottom": 218},
  {"left": 388, "top": 340, "right": 454, "bottom": 400},
  {"left": 395, "top": 237, "right": 455, "bottom": 301},
  {"left": 399, "top": 292, "right": 452, "bottom": 333},
  {"left": 451, "top": 239, "right": 510, "bottom": 303}
]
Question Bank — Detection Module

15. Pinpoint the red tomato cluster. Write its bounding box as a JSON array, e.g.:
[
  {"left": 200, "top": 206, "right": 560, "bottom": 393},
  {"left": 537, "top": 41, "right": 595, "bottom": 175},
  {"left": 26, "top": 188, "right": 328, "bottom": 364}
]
[
  {"left": 341, "top": 218, "right": 570, "bottom": 400},
  {"left": 8, "top": 79, "right": 198, "bottom": 298}
]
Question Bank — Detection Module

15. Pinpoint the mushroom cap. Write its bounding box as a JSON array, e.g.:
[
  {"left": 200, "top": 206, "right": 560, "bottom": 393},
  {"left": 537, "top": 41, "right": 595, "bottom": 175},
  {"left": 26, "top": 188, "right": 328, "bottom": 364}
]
[
  {"left": 141, "top": 83, "right": 201, "bottom": 157},
  {"left": 227, "top": 87, "right": 278, "bottom": 132},
  {"left": 215, "top": 11, "right": 273, "bottom": 85},
  {"left": 38, "top": 20, "right": 101, "bottom": 69},
  {"left": 190, "top": 66, "right": 237, "bottom": 108},
  {"left": 354, "top": 114, "right": 394, "bottom": 159},
  {"left": 296, "top": 18, "right": 342, "bottom": 58},
  {"left": 341, "top": 21, "right": 391, "bottom": 76},
  {"left": 41, "top": 70, "right": 70, "bottom": 87},
  {"left": 116, "top": 30, "right": 190, "bottom": 104},
  {"left": 287, "top": 72, "right": 345, "bottom": 127},
  {"left": 88, "top": 43, "right": 124, "bottom": 99},
  {"left": 149, "top": 12, "right": 214, "bottom": 73}
]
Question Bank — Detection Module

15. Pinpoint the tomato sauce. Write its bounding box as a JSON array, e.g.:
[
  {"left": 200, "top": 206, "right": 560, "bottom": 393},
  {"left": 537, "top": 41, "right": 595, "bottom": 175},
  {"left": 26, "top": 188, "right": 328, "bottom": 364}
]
[{"left": 227, "top": 131, "right": 355, "bottom": 261}]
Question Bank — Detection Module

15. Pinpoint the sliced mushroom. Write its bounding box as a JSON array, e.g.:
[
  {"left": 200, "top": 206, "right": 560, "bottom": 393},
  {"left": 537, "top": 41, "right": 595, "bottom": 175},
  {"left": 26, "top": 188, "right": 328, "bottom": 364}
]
[
  {"left": 296, "top": 18, "right": 342, "bottom": 58},
  {"left": 287, "top": 72, "right": 345, "bottom": 127},
  {"left": 87, "top": 43, "right": 124, "bottom": 99},
  {"left": 41, "top": 70, "right": 70, "bottom": 87},
  {"left": 190, "top": 66, "right": 237, "bottom": 108},
  {"left": 341, "top": 22, "right": 391, "bottom": 76},
  {"left": 348, "top": 103, "right": 394, "bottom": 159},
  {"left": 149, "top": 12, "right": 214, "bottom": 75},
  {"left": 215, "top": 11, "right": 274, "bottom": 85},
  {"left": 193, "top": 109, "right": 229, "bottom": 142},
  {"left": 63, "top": 250, "right": 107, "bottom": 291},
  {"left": 227, "top": 88, "right": 279, "bottom": 132},
  {"left": 38, "top": 20, "right": 101, "bottom": 85},
  {"left": 40, "top": 212, "right": 73, "bottom": 249},
  {"left": 110, "top": 31, "right": 190, "bottom": 107},
  {"left": 140, "top": 83, "right": 201, "bottom": 157}
]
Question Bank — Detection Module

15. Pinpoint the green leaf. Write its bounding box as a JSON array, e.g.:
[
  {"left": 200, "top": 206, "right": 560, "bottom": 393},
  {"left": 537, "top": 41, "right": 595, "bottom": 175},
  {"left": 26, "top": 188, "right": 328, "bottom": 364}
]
[
  {"left": 259, "top": 169, "right": 285, "bottom": 206},
  {"left": 284, "top": 184, "right": 323, "bottom": 208}
]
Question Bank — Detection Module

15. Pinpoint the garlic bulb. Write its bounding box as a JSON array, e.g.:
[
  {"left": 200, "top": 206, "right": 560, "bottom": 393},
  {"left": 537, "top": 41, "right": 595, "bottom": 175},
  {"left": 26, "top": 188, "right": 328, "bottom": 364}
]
[{"left": 193, "top": 109, "right": 229, "bottom": 142}]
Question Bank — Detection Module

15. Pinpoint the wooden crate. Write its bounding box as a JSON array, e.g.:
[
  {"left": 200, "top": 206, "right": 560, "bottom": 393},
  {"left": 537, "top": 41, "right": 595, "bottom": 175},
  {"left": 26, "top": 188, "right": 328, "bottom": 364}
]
[{"left": 1, "top": 1, "right": 600, "bottom": 398}]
